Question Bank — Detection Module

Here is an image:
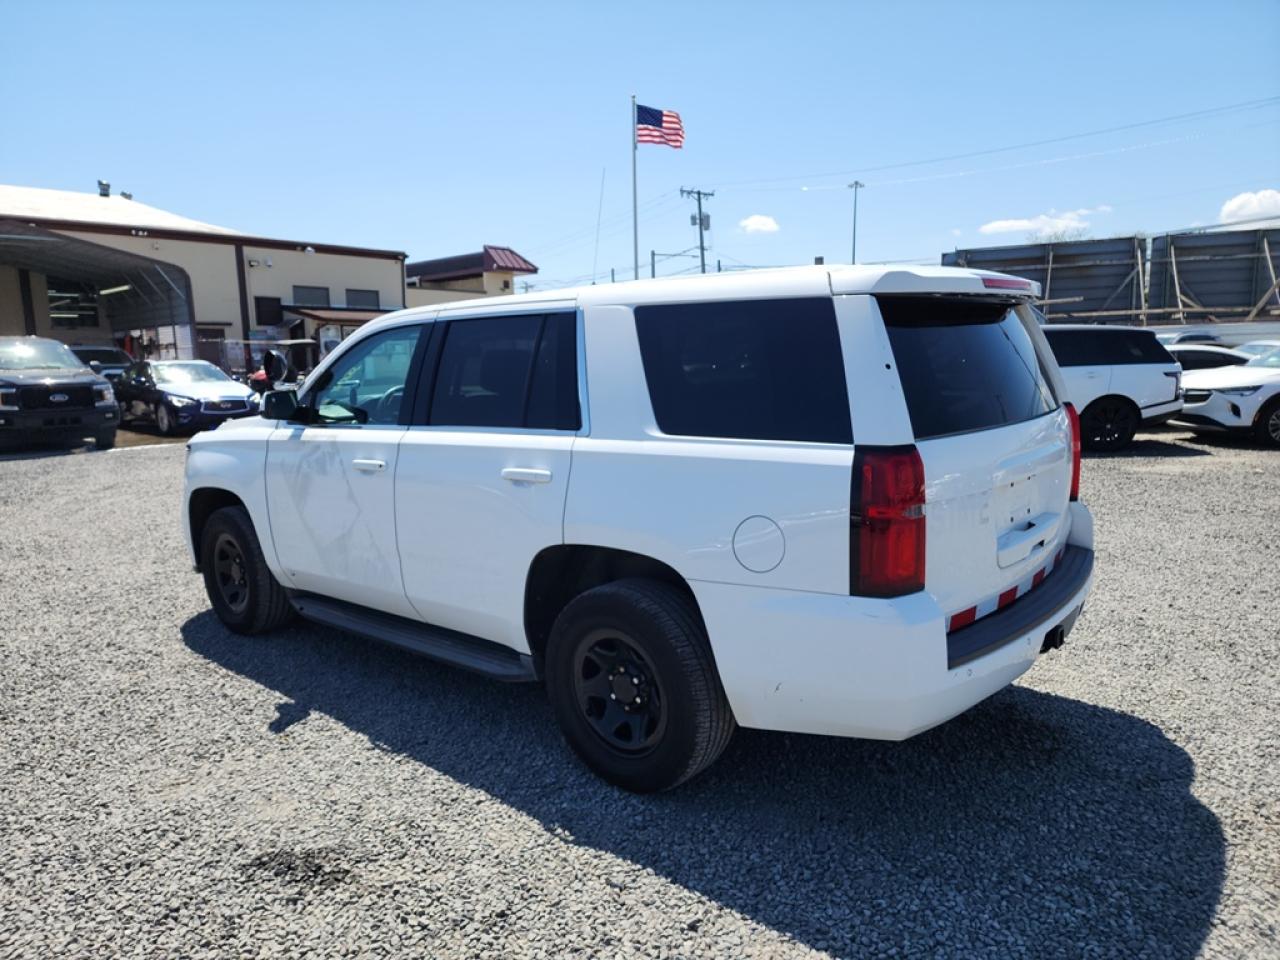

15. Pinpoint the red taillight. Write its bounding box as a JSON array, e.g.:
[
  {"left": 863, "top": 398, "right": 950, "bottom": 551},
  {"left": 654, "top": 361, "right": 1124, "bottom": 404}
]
[
  {"left": 851, "top": 445, "right": 926, "bottom": 597},
  {"left": 1065, "top": 403, "right": 1082, "bottom": 501},
  {"left": 981, "top": 276, "right": 1033, "bottom": 291}
]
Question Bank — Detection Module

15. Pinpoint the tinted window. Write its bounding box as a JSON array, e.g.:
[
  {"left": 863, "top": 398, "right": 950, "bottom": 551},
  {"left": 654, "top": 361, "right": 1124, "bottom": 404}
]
[
  {"left": 880, "top": 298, "right": 1058, "bottom": 441},
  {"left": 1174, "top": 350, "right": 1242, "bottom": 370},
  {"left": 346, "top": 289, "right": 380, "bottom": 308},
  {"left": 634, "top": 298, "right": 851, "bottom": 443},
  {"left": 292, "top": 285, "right": 330, "bottom": 307},
  {"left": 311, "top": 324, "right": 421, "bottom": 424},
  {"left": 428, "top": 313, "right": 579, "bottom": 430},
  {"left": 1044, "top": 328, "right": 1174, "bottom": 366}
]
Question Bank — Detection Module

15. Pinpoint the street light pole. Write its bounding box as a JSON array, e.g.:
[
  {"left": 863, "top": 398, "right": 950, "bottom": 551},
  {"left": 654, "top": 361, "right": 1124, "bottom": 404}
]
[{"left": 849, "top": 180, "right": 864, "bottom": 264}]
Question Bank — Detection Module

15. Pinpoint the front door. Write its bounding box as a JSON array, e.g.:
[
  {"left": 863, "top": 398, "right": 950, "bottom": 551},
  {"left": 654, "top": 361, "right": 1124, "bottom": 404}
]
[
  {"left": 396, "top": 310, "right": 580, "bottom": 650},
  {"left": 266, "top": 322, "right": 425, "bottom": 618}
]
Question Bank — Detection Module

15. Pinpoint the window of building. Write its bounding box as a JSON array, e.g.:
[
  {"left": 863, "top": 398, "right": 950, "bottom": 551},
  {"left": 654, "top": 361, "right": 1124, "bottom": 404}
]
[
  {"left": 345, "top": 289, "right": 380, "bottom": 309},
  {"left": 633, "top": 298, "right": 851, "bottom": 444},
  {"left": 47, "top": 277, "right": 99, "bottom": 328},
  {"left": 427, "top": 313, "right": 578, "bottom": 430},
  {"left": 255, "top": 296, "right": 283, "bottom": 327},
  {"left": 292, "top": 285, "right": 330, "bottom": 307}
]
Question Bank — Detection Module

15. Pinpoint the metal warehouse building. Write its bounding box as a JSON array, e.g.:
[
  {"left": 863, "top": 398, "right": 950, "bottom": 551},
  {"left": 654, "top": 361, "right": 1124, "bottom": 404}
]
[{"left": 0, "top": 183, "right": 406, "bottom": 369}]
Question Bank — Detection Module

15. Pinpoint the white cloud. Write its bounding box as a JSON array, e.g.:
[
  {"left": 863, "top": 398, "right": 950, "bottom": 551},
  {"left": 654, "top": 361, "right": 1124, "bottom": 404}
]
[
  {"left": 739, "top": 214, "right": 779, "bottom": 234},
  {"left": 978, "top": 205, "right": 1111, "bottom": 237},
  {"left": 1219, "top": 189, "right": 1280, "bottom": 224}
]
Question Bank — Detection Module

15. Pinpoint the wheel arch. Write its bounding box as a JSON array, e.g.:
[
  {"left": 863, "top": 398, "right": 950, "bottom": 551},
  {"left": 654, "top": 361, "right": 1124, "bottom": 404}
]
[
  {"left": 188, "top": 487, "right": 248, "bottom": 572},
  {"left": 523, "top": 545, "right": 705, "bottom": 670}
]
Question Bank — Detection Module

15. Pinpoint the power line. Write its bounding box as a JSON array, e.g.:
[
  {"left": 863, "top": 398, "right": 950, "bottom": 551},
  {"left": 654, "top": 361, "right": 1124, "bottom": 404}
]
[{"left": 709, "top": 95, "right": 1280, "bottom": 189}]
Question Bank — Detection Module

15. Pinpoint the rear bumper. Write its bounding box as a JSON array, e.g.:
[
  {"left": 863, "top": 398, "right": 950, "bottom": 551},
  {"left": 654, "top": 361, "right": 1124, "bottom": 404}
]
[
  {"left": 1141, "top": 398, "right": 1183, "bottom": 425},
  {"left": 693, "top": 506, "right": 1095, "bottom": 741}
]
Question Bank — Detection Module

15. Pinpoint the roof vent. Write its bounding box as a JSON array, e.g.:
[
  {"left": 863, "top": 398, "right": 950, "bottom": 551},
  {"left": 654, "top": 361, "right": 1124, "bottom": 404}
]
[
  {"left": 120, "top": 191, "right": 133, "bottom": 200},
  {"left": 97, "top": 180, "right": 110, "bottom": 197}
]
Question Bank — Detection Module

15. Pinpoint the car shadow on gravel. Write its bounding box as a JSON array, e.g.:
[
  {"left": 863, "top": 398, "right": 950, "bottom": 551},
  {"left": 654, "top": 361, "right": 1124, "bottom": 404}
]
[
  {"left": 182, "top": 612, "right": 1224, "bottom": 959},
  {"left": 1086, "top": 435, "right": 1210, "bottom": 459}
]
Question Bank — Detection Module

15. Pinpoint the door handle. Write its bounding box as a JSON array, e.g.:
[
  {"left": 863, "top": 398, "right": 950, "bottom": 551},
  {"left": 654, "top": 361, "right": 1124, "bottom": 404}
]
[
  {"left": 352, "top": 459, "right": 386, "bottom": 473},
  {"left": 501, "top": 467, "right": 552, "bottom": 484}
]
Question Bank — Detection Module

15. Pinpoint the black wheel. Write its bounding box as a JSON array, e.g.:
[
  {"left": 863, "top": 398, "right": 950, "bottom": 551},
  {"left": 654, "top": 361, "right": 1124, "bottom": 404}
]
[
  {"left": 154, "top": 403, "right": 175, "bottom": 436},
  {"left": 95, "top": 429, "right": 116, "bottom": 450},
  {"left": 1080, "top": 397, "right": 1139, "bottom": 451},
  {"left": 545, "top": 579, "right": 735, "bottom": 792},
  {"left": 200, "top": 506, "right": 294, "bottom": 634},
  {"left": 1255, "top": 397, "right": 1280, "bottom": 449}
]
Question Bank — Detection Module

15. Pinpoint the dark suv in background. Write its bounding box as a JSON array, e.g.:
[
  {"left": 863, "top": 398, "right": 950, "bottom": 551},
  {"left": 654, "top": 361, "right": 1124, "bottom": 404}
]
[
  {"left": 0, "top": 336, "right": 119, "bottom": 450},
  {"left": 69, "top": 345, "right": 133, "bottom": 383}
]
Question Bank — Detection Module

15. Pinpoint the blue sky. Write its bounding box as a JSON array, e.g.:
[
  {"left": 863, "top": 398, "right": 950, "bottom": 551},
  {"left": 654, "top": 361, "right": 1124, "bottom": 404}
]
[{"left": 3, "top": 0, "right": 1278, "bottom": 290}]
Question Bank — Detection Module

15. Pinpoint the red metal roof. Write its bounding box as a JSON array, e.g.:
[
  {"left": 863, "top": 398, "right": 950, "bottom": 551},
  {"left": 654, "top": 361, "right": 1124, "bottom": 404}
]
[{"left": 407, "top": 245, "right": 538, "bottom": 282}]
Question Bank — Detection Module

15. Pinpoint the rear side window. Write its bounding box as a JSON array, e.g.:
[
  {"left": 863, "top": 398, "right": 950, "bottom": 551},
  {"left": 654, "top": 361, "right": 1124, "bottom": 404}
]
[
  {"left": 428, "top": 313, "right": 579, "bottom": 430},
  {"left": 634, "top": 298, "right": 852, "bottom": 444},
  {"left": 879, "top": 297, "right": 1058, "bottom": 441},
  {"left": 1044, "top": 328, "right": 1174, "bottom": 366}
]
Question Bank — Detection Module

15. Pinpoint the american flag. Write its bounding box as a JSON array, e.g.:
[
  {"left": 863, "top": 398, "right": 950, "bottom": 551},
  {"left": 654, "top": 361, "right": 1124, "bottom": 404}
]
[{"left": 636, "top": 104, "right": 685, "bottom": 148}]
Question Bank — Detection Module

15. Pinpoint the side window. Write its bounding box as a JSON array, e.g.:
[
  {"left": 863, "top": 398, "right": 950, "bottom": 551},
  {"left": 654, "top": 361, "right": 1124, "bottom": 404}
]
[
  {"left": 634, "top": 298, "right": 852, "bottom": 443},
  {"left": 1120, "top": 331, "right": 1175, "bottom": 364},
  {"left": 428, "top": 313, "right": 579, "bottom": 430},
  {"left": 1044, "top": 330, "right": 1093, "bottom": 367},
  {"left": 310, "top": 325, "right": 421, "bottom": 425}
]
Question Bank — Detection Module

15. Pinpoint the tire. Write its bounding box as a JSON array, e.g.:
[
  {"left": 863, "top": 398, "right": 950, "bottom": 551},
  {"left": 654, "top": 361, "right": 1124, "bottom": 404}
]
[
  {"left": 95, "top": 429, "right": 117, "bottom": 451},
  {"left": 545, "top": 578, "right": 735, "bottom": 792},
  {"left": 1080, "top": 396, "right": 1139, "bottom": 451},
  {"left": 154, "top": 403, "right": 174, "bottom": 436},
  {"left": 1254, "top": 397, "right": 1280, "bottom": 449},
  {"left": 200, "top": 505, "right": 295, "bottom": 635}
]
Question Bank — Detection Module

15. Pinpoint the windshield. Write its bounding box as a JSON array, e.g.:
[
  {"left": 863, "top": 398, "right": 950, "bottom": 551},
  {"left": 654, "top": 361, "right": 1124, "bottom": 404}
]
[
  {"left": 153, "top": 362, "right": 232, "bottom": 384},
  {"left": 72, "top": 347, "right": 132, "bottom": 365},
  {"left": 1238, "top": 342, "right": 1280, "bottom": 357},
  {"left": 0, "top": 339, "right": 84, "bottom": 370},
  {"left": 1245, "top": 348, "right": 1280, "bottom": 368}
]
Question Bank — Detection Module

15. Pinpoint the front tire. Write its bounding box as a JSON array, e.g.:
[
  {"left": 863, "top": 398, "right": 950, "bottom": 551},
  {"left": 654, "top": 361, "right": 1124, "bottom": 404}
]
[
  {"left": 94, "top": 429, "right": 116, "bottom": 450},
  {"left": 545, "top": 579, "right": 735, "bottom": 792},
  {"left": 1255, "top": 397, "right": 1280, "bottom": 449},
  {"left": 154, "top": 403, "right": 175, "bottom": 436},
  {"left": 200, "top": 506, "right": 294, "bottom": 634},
  {"left": 1080, "top": 397, "right": 1139, "bottom": 451}
]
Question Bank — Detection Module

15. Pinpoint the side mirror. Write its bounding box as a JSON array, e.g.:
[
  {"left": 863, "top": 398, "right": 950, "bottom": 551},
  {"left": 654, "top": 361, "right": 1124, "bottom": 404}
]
[
  {"left": 263, "top": 350, "right": 289, "bottom": 383},
  {"left": 88, "top": 360, "right": 103, "bottom": 373},
  {"left": 262, "top": 389, "right": 300, "bottom": 421}
]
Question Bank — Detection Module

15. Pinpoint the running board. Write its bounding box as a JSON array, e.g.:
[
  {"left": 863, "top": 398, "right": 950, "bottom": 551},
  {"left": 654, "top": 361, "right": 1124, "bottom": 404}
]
[{"left": 289, "top": 594, "right": 537, "bottom": 683}]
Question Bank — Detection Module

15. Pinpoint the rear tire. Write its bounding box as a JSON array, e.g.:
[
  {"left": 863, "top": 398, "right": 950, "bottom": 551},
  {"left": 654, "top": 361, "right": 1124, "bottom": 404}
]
[
  {"left": 94, "top": 429, "right": 116, "bottom": 450},
  {"left": 200, "top": 505, "right": 295, "bottom": 635},
  {"left": 1080, "top": 396, "right": 1139, "bottom": 451},
  {"left": 1254, "top": 397, "right": 1280, "bottom": 449},
  {"left": 545, "top": 578, "right": 735, "bottom": 792}
]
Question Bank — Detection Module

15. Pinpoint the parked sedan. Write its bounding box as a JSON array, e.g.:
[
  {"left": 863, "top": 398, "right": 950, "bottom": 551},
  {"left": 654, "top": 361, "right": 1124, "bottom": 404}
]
[
  {"left": 116, "top": 360, "right": 259, "bottom": 435},
  {"left": 1166, "top": 344, "right": 1251, "bottom": 370},
  {"left": 1236, "top": 339, "right": 1280, "bottom": 358},
  {"left": 1172, "top": 347, "right": 1280, "bottom": 447}
]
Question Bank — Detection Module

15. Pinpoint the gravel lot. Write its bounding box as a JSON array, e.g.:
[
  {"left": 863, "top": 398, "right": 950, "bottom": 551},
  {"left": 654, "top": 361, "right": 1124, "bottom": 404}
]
[{"left": 1, "top": 432, "right": 1276, "bottom": 958}]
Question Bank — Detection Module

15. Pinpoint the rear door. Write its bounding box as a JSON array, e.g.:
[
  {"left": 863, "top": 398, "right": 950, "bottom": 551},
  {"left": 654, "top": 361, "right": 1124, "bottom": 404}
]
[
  {"left": 874, "top": 297, "right": 1071, "bottom": 625},
  {"left": 395, "top": 310, "right": 580, "bottom": 651},
  {"left": 1042, "top": 329, "right": 1111, "bottom": 409},
  {"left": 1107, "top": 330, "right": 1181, "bottom": 411}
]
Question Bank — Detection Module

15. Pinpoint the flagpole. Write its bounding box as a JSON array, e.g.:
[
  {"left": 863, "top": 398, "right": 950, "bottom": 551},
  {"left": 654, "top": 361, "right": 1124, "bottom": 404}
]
[{"left": 631, "top": 94, "right": 639, "bottom": 280}]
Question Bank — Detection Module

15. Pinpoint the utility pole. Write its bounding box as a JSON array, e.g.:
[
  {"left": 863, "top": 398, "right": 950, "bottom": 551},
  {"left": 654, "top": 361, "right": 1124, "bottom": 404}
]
[
  {"left": 848, "top": 181, "right": 864, "bottom": 264},
  {"left": 681, "top": 187, "right": 714, "bottom": 274}
]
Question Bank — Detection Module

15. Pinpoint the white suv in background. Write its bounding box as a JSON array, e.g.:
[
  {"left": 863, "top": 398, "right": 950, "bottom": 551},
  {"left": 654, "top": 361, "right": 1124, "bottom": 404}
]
[
  {"left": 1041, "top": 324, "right": 1182, "bottom": 451},
  {"left": 1173, "top": 346, "right": 1280, "bottom": 447},
  {"left": 184, "top": 266, "right": 1095, "bottom": 791}
]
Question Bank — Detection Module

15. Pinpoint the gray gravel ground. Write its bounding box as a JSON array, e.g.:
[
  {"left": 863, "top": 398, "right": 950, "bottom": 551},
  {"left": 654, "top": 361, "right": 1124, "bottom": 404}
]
[{"left": 0, "top": 432, "right": 1276, "bottom": 959}]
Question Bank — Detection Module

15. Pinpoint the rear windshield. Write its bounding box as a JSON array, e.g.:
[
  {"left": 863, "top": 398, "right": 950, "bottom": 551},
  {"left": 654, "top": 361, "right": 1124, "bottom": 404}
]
[
  {"left": 1043, "top": 328, "right": 1174, "bottom": 366},
  {"left": 634, "top": 297, "right": 852, "bottom": 443},
  {"left": 879, "top": 297, "right": 1059, "bottom": 441},
  {"left": 72, "top": 347, "right": 131, "bottom": 365}
]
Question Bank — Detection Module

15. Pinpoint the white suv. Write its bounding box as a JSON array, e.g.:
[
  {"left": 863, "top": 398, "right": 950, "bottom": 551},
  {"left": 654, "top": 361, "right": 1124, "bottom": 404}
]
[
  {"left": 184, "top": 266, "right": 1095, "bottom": 791},
  {"left": 1041, "top": 324, "right": 1182, "bottom": 451}
]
